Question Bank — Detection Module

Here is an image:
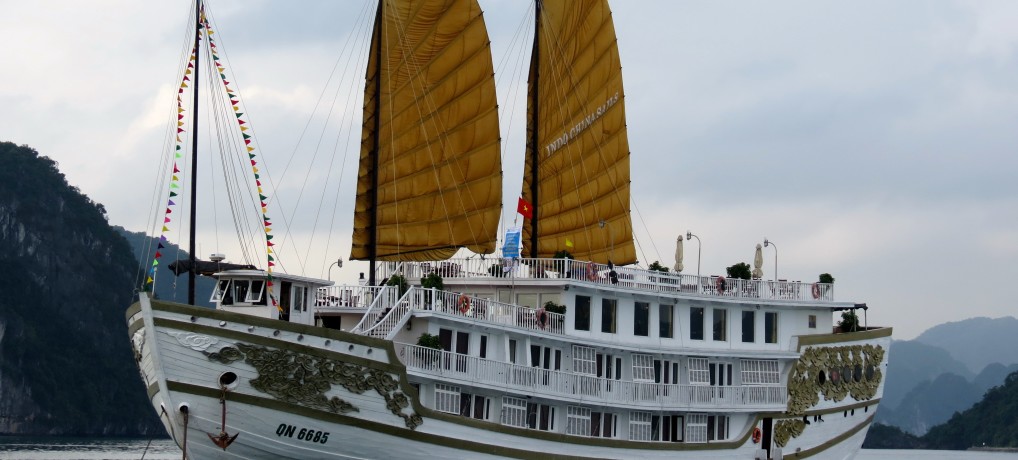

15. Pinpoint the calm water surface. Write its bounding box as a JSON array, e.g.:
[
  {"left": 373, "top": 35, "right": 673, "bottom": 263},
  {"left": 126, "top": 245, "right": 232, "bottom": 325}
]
[{"left": 1, "top": 438, "right": 1017, "bottom": 459}]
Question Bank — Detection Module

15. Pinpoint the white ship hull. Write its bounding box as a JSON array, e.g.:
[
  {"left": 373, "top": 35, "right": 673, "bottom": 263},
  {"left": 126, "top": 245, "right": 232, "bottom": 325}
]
[{"left": 128, "top": 293, "right": 890, "bottom": 459}]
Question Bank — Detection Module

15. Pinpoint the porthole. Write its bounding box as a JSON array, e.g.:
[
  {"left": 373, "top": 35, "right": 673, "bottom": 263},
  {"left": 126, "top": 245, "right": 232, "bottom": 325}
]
[
  {"left": 854, "top": 364, "right": 863, "bottom": 382},
  {"left": 218, "top": 371, "right": 239, "bottom": 390},
  {"left": 865, "top": 364, "right": 875, "bottom": 380},
  {"left": 817, "top": 370, "right": 827, "bottom": 385},
  {"left": 830, "top": 369, "right": 840, "bottom": 384}
]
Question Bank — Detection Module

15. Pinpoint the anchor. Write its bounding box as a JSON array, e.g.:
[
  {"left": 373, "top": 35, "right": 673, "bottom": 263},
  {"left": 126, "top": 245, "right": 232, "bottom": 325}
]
[{"left": 207, "top": 385, "right": 239, "bottom": 450}]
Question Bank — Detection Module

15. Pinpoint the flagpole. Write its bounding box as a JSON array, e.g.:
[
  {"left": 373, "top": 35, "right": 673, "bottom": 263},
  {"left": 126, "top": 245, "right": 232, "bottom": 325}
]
[{"left": 187, "top": 0, "right": 202, "bottom": 306}]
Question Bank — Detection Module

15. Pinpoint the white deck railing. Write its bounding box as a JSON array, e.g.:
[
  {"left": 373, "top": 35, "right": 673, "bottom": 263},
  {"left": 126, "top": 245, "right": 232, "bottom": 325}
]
[
  {"left": 414, "top": 289, "right": 566, "bottom": 335},
  {"left": 395, "top": 343, "right": 787, "bottom": 410},
  {"left": 315, "top": 285, "right": 386, "bottom": 310},
  {"left": 383, "top": 258, "right": 834, "bottom": 303}
]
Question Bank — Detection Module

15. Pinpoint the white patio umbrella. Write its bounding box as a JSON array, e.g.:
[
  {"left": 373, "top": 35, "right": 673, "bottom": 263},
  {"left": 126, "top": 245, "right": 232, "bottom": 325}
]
[
  {"left": 674, "top": 235, "right": 684, "bottom": 272},
  {"left": 752, "top": 243, "right": 764, "bottom": 279}
]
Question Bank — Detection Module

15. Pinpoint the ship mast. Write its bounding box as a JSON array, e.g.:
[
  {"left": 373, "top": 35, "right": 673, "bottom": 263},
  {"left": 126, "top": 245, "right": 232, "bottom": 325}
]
[
  {"left": 528, "top": 0, "right": 542, "bottom": 259},
  {"left": 187, "top": 0, "right": 201, "bottom": 305}
]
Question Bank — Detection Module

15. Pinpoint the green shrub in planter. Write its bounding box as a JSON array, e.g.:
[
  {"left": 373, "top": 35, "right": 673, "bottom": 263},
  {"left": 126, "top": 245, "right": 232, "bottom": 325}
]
[
  {"left": 543, "top": 301, "right": 566, "bottom": 315},
  {"left": 819, "top": 273, "right": 835, "bottom": 284},
  {"left": 386, "top": 274, "right": 409, "bottom": 297}
]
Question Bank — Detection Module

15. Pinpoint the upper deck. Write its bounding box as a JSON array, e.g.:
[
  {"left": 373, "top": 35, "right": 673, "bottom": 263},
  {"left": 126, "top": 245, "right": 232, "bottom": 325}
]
[{"left": 380, "top": 258, "right": 846, "bottom": 308}]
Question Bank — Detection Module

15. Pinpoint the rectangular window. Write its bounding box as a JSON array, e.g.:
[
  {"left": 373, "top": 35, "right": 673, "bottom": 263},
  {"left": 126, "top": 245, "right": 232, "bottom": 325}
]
[
  {"left": 634, "top": 302, "right": 650, "bottom": 336},
  {"left": 809, "top": 314, "right": 817, "bottom": 329},
  {"left": 526, "top": 403, "right": 555, "bottom": 431},
  {"left": 629, "top": 411, "right": 654, "bottom": 441},
  {"left": 575, "top": 296, "right": 591, "bottom": 331},
  {"left": 501, "top": 396, "right": 528, "bottom": 428},
  {"left": 479, "top": 336, "right": 488, "bottom": 359},
  {"left": 459, "top": 393, "right": 490, "bottom": 420},
  {"left": 690, "top": 307, "right": 704, "bottom": 340},
  {"left": 765, "top": 312, "right": 778, "bottom": 344},
  {"left": 688, "top": 357, "right": 710, "bottom": 385},
  {"left": 632, "top": 354, "right": 655, "bottom": 382},
  {"left": 292, "top": 285, "right": 307, "bottom": 312},
  {"left": 573, "top": 345, "right": 597, "bottom": 375},
  {"left": 741, "top": 359, "right": 780, "bottom": 385},
  {"left": 233, "top": 280, "right": 251, "bottom": 305},
  {"left": 659, "top": 304, "right": 674, "bottom": 338},
  {"left": 212, "top": 279, "right": 231, "bottom": 302},
  {"left": 508, "top": 338, "right": 518, "bottom": 364},
  {"left": 591, "top": 412, "right": 616, "bottom": 438},
  {"left": 567, "top": 406, "right": 592, "bottom": 436},
  {"left": 434, "top": 384, "right": 460, "bottom": 414},
  {"left": 712, "top": 308, "right": 727, "bottom": 341},
  {"left": 685, "top": 413, "right": 708, "bottom": 443},
  {"left": 246, "top": 280, "right": 265, "bottom": 303},
  {"left": 601, "top": 299, "right": 617, "bottom": 333},
  {"left": 707, "top": 415, "right": 729, "bottom": 441},
  {"left": 742, "top": 310, "right": 755, "bottom": 343}
]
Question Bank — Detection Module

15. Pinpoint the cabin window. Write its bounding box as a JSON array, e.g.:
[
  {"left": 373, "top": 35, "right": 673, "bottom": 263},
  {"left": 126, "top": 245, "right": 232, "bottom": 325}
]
[
  {"left": 632, "top": 354, "right": 655, "bottom": 382},
  {"left": 765, "top": 312, "right": 778, "bottom": 344},
  {"left": 289, "top": 285, "right": 307, "bottom": 312},
  {"left": 434, "top": 384, "right": 460, "bottom": 414},
  {"left": 659, "top": 304, "right": 674, "bottom": 338},
  {"left": 690, "top": 307, "right": 704, "bottom": 340},
  {"left": 212, "top": 279, "right": 231, "bottom": 303},
  {"left": 742, "top": 311, "right": 755, "bottom": 343},
  {"left": 629, "top": 411, "right": 655, "bottom": 441},
  {"left": 741, "top": 359, "right": 780, "bottom": 385},
  {"left": 575, "top": 296, "right": 591, "bottom": 331},
  {"left": 479, "top": 336, "right": 488, "bottom": 359},
  {"left": 707, "top": 415, "right": 729, "bottom": 441},
  {"left": 566, "top": 406, "right": 591, "bottom": 436},
  {"left": 246, "top": 280, "right": 265, "bottom": 303},
  {"left": 688, "top": 357, "right": 710, "bottom": 385},
  {"left": 500, "top": 396, "right": 528, "bottom": 428},
  {"left": 712, "top": 308, "right": 727, "bottom": 341},
  {"left": 460, "top": 393, "right": 490, "bottom": 420},
  {"left": 809, "top": 314, "right": 817, "bottom": 328},
  {"left": 591, "top": 412, "right": 616, "bottom": 438},
  {"left": 572, "top": 345, "right": 597, "bottom": 375},
  {"left": 685, "top": 413, "right": 708, "bottom": 443},
  {"left": 634, "top": 302, "right": 650, "bottom": 336},
  {"left": 526, "top": 402, "right": 556, "bottom": 431},
  {"left": 517, "top": 293, "right": 538, "bottom": 310},
  {"left": 232, "top": 281, "right": 250, "bottom": 305},
  {"left": 654, "top": 359, "right": 680, "bottom": 385},
  {"left": 601, "top": 299, "right": 617, "bottom": 333}
]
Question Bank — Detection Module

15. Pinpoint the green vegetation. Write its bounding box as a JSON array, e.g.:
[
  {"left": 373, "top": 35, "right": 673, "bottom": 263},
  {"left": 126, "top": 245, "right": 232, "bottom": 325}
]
[
  {"left": 416, "top": 332, "right": 442, "bottom": 350},
  {"left": 543, "top": 300, "right": 566, "bottom": 315},
  {"left": 420, "top": 272, "right": 443, "bottom": 291},
  {"left": 839, "top": 310, "right": 860, "bottom": 332},
  {"left": 923, "top": 371, "right": 1018, "bottom": 449},
  {"left": 386, "top": 274, "right": 409, "bottom": 297},
  {"left": 0, "top": 142, "right": 162, "bottom": 435},
  {"left": 725, "top": 262, "right": 752, "bottom": 280},
  {"left": 647, "top": 261, "right": 669, "bottom": 273},
  {"left": 819, "top": 272, "right": 835, "bottom": 284}
]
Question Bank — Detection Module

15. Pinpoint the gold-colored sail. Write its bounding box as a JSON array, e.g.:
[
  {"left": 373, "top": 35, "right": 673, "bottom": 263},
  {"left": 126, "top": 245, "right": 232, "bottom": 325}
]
[
  {"left": 522, "top": 0, "right": 635, "bottom": 264},
  {"left": 351, "top": 0, "right": 502, "bottom": 262}
]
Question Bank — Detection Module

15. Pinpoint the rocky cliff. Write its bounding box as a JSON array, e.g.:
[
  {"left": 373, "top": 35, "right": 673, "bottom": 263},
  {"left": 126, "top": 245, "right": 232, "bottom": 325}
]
[{"left": 0, "top": 141, "right": 162, "bottom": 435}]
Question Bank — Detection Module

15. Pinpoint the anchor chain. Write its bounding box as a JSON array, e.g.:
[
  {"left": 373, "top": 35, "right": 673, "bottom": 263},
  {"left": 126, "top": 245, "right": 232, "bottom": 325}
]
[{"left": 207, "top": 385, "right": 239, "bottom": 450}]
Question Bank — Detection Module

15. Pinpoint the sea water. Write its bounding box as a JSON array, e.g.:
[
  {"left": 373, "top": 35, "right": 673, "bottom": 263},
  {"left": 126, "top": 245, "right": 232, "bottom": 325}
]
[{"left": 0, "top": 438, "right": 1017, "bottom": 459}]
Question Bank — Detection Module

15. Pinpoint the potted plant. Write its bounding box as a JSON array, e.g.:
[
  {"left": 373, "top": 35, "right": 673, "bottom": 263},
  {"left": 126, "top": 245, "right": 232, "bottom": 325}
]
[
  {"left": 386, "top": 274, "right": 409, "bottom": 297},
  {"left": 648, "top": 261, "right": 669, "bottom": 273},
  {"left": 554, "top": 249, "right": 573, "bottom": 277},
  {"left": 542, "top": 300, "right": 566, "bottom": 329},
  {"left": 415, "top": 332, "right": 443, "bottom": 367},
  {"left": 420, "top": 272, "right": 443, "bottom": 307},
  {"left": 838, "top": 310, "right": 859, "bottom": 333},
  {"left": 726, "top": 262, "right": 752, "bottom": 280},
  {"left": 817, "top": 273, "right": 834, "bottom": 297}
]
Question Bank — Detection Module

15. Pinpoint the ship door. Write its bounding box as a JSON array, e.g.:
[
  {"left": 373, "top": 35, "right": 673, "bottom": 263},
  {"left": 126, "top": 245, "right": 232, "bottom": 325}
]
[
  {"left": 762, "top": 417, "right": 773, "bottom": 458},
  {"left": 709, "top": 362, "right": 733, "bottom": 401}
]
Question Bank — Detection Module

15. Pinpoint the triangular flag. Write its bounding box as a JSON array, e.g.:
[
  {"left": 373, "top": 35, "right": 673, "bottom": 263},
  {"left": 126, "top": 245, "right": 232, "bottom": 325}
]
[{"left": 162, "top": 226, "right": 170, "bottom": 232}]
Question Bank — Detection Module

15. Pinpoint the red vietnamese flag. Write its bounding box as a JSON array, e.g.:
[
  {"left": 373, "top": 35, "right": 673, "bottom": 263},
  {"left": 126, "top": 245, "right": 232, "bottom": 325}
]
[{"left": 517, "top": 197, "right": 533, "bottom": 219}]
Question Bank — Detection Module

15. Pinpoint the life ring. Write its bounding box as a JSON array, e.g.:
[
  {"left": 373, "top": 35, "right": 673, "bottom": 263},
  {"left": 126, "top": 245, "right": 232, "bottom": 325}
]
[
  {"left": 752, "top": 427, "right": 762, "bottom": 444},
  {"left": 535, "top": 307, "right": 548, "bottom": 329},
  {"left": 458, "top": 294, "right": 471, "bottom": 314},
  {"left": 715, "top": 276, "right": 727, "bottom": 294},
  {"left": 586, "top": 262, "right": 597, "bottom": 282},
  {"left": 811, "top": 283, "right": 821, "bottom": 299}
]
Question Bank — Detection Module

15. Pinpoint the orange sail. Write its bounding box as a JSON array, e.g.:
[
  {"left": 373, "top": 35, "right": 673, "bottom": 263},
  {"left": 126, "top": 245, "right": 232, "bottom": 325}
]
[
  {"left": 522, "top": 0, "right": 635, "bottom": 264},
  {"left": 351, "top": 0, "right": 502, "bottom": 262}
]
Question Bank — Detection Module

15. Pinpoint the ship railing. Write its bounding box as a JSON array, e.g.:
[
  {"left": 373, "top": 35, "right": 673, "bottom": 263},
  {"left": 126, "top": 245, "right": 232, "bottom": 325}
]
[
  {"left": 395, "top": 258, "right": 834, "bottom": 303},
  {"left": 351, "top": 286, "right": 403, "bottom": 335},
  {"left": 408, "top": 289, "right": 566, "bottom": 335},
  {"left": 314, "top": 285, "right": 384, "bottom": 311},
  {"left": 395, "top": 343, "right": 787, "bottom": 409}
]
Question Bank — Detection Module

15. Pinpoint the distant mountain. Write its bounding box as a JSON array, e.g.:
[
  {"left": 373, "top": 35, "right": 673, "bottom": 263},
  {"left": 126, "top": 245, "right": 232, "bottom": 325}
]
[
  {"left": 114, "top": 226, "right": 215, "bottom": 308},
  {"left": 0, "top": 142, "right": 161, "bottom": 435},
  {"left": 914, "top": 317, "right": 1018, "bottom": 374},
  {"left": 923, "top": 371, "right": 1018, "bottom": 449},
  {"left": 877, "top": 372, "right": 981, "bottom": 435},
  {"left": 882, "top": 340, "right": 972, "bottom": 410},
  {"left": 862, "top": 423, "right": 924, "bottom": 449}
]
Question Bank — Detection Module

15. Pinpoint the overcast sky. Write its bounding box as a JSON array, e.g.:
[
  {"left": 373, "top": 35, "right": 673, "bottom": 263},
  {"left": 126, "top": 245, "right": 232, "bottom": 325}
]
[{"left": 3, "top": 0, "right": 1017, "bottom": 340}]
